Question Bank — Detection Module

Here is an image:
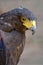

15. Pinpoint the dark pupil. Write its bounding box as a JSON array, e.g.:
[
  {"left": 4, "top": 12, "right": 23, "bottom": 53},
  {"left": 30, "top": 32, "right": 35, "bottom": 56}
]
[{"left": 22, "top": 18, "right": 26, "bottom": 21}]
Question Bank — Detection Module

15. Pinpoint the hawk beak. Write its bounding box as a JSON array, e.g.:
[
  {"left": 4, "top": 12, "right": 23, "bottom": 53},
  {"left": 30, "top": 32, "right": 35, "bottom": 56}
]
[
  {"left": 31, "top": 26, "right": 36, "bottom": 35},
  {"left": 30, "top": 21, "right": 36, "bottom": 35},
  {"left": 22, "top": 19, "right": 36, "bottom": 35}
]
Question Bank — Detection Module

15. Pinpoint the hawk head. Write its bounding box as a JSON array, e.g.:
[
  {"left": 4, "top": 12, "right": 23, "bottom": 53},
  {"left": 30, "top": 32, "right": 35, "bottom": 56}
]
[{"left": 0, "top": 7, "right": 37, "bottom": 35}]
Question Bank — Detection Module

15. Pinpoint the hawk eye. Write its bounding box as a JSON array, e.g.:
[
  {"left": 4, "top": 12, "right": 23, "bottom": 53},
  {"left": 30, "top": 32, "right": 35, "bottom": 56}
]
[{"left": 22, "top": 18, "right": 26, "bottom": 21}]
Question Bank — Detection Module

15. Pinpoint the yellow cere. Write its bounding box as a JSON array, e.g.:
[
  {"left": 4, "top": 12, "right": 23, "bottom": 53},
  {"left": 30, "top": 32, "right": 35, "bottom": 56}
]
[{"left": 21, "top": 17, "right": 36, "bottom": 29}]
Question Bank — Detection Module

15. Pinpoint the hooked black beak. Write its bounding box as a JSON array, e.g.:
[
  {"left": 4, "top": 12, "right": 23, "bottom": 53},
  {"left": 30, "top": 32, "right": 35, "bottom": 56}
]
[{"left": 31, "top": 26, "right": 36, "bottom": 35}]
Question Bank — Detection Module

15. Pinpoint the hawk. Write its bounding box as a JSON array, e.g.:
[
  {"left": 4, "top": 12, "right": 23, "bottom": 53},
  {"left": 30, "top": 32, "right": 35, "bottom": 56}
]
[{"left": 0, "top": 7, "right": 37, "bottom": 65}]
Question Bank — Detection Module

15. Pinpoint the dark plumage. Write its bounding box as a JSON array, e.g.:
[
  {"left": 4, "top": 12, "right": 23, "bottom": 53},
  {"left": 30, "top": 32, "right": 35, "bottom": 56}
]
[
  {"left": 0, "top": 31, "right": 6, "bottom": 65},
  {"left": 0, "top": 7, "right": 37, "bottom": 65}
]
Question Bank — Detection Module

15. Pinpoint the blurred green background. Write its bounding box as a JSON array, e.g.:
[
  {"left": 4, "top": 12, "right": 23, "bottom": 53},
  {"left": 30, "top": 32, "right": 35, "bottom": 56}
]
[{"left": 0, "top": 0, "right": 43, "bottom": 65}]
